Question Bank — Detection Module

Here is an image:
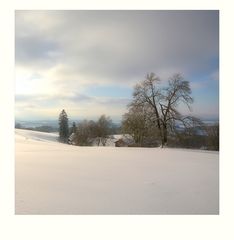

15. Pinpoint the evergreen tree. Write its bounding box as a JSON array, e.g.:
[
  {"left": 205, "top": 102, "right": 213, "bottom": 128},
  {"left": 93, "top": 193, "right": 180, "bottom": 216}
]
[{"left": 58, "top": 109, "right": 69, "bottom": 142}]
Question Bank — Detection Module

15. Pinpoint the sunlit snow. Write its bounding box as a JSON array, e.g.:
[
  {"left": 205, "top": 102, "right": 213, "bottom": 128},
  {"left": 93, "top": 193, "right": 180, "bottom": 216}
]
[{"left": 15, "top": 129, "right": 219, "bottom": 214}]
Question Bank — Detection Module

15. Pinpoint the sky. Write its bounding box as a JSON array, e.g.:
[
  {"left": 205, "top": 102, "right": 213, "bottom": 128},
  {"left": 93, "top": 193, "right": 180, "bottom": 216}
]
[{"left": 15, "top": 10, "right": 219, "bottom": 122}]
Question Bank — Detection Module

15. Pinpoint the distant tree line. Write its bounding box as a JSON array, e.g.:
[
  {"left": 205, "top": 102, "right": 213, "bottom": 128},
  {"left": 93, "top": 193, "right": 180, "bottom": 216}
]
[
  {"left": 15, "top": 123, "right": 58, "bottom": 133},
  {"left": 58, "top": 110, "right": 118, "bottom": 146},
  {"left": 163, "top": 122, "right": 219, "bottom": 150}
]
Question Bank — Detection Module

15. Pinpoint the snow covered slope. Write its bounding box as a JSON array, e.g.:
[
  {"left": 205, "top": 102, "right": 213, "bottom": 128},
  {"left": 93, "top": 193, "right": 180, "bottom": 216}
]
[
  {"left": 15, "top": 129, "right": 219, "bottom": 214},
  {"left": 15, "top": 129, "right": 59, "bottom": 143}
]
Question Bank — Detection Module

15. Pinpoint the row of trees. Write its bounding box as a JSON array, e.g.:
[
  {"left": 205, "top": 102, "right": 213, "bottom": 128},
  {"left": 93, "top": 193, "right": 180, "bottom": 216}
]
[
  {"left": 73, "top": 115, "right": 113, "bottom": 146},
  {"left": 58, "top": 110, "right": 114, "bottom": 146}
]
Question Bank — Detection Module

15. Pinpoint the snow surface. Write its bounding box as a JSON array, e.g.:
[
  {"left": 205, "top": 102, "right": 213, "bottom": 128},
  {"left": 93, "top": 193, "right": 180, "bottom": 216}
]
[{"left": 15, "top": 129, "right": 219, "bottom": 214}]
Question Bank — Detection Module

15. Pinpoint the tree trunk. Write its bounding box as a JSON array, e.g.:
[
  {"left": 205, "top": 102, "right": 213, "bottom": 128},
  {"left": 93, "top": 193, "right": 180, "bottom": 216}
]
[{"left": 162, "top": 124, "right": 167, "bottom": 147}]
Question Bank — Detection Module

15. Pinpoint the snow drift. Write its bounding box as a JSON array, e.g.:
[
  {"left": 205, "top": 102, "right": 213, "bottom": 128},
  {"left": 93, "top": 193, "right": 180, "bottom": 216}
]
[{"left": 15, "top": 129, "right": 219, "bottom": 214}]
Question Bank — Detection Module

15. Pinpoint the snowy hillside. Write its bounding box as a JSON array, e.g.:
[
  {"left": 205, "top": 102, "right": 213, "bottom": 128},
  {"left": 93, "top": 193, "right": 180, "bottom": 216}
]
[
  {"left": 15, "top": 129, "right": 59, "bottom": 143},
  {"left": 15, "top": 129, "right": 219, "bottom": 214}
]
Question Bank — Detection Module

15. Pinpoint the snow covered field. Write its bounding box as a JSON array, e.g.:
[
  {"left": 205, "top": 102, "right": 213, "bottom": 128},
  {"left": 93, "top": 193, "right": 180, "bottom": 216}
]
[{"left": 15, "top": 129, "right": 219, "bottom": 214}]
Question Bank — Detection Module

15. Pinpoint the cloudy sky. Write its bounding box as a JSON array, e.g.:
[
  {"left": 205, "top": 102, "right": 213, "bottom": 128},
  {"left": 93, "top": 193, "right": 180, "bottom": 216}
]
[{"left": 15, "top": 10, "right": 219, "bottom": 122}]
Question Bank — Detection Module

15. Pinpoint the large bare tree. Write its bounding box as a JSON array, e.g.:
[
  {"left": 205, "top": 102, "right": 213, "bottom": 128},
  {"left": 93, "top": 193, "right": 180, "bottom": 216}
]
[
  {"left": 129, "top": 73, "right": 200, "bottom": 147},
  {"left": 132, "top": 73, "right": 163, "bottom": 142},
  {"left": 159, "top": 73, "right": 194, "bottom": 145}
]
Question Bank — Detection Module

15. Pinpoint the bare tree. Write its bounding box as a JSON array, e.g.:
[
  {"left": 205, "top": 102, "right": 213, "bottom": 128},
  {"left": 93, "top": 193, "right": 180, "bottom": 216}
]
[
  {"left": 122, "top": 104, "right": 159, "bottom": 146},
  {"left": 74, "top": 120, "right": 93, "bottom": 146},
  {"left": 95, "top": 115, "right": 113, "bottom": 146},
  {"left": 128, "top": 73, "right": 199, "bottom": 147},
  {"left": 122, "top": 105, "right": 148, "bottom": 146},
  {"left": 158, "top": 73, "right": 194, "bottom": 145},
  {"left": 132, "top": 72, "right": 163, "bottom": 142}
]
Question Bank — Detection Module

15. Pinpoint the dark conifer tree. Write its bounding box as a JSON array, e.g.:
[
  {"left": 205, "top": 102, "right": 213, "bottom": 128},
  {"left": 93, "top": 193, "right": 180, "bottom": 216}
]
[{"left": 58, "top": 109, "right": 69, "bottom": 142}]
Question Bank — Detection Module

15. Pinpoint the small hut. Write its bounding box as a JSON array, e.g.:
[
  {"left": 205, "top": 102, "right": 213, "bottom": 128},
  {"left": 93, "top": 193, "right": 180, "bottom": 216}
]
[{"left": 114, "top": 138, "right": 128, "bottom": 147}]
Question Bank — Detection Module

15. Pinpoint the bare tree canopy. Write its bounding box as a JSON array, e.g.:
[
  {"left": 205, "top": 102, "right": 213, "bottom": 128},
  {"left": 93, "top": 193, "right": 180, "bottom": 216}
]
[
  {"left": 73, "top": 115, "right": 113, "bottom": 146},
  {"left": 125, "top": 73, "right": 200, "bottom": 147}
]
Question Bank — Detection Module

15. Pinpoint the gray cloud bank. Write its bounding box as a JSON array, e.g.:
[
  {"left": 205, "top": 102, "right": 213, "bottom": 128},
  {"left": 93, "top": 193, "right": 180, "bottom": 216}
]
[{"left": 16, "top": 10, "right": 218, "bottom": 82}]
